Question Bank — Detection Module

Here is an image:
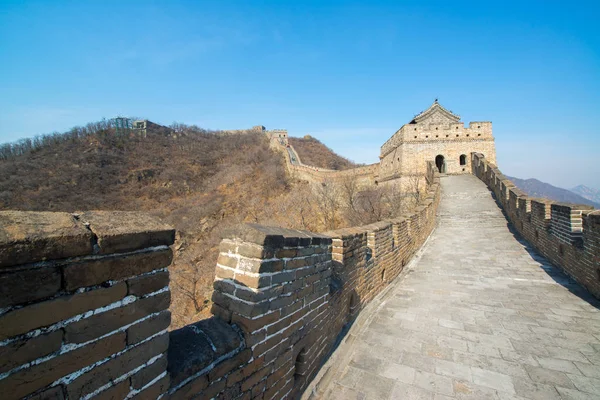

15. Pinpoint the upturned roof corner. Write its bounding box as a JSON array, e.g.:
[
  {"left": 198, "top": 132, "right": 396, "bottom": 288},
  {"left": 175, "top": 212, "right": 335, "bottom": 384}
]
[{"left": 410, "top": 100, "right": 461, "bottom": 124}]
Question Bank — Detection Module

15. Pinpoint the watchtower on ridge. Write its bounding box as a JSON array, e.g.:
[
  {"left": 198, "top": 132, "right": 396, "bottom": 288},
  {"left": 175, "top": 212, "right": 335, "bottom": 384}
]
[{"left": 378, "top": 100, "right": 497, "bottom": 187}]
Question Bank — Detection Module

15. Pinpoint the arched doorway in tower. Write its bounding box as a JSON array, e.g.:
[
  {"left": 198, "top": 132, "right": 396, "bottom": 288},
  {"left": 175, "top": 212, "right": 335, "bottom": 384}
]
[{"left": 435, "top": 155, "right": 446, "bottom": 173}]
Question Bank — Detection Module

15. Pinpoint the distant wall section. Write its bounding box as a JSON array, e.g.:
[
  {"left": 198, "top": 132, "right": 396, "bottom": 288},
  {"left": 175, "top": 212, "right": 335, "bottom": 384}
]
[{"left": 266, "top": 128, "right": 380, "bottom": 186}]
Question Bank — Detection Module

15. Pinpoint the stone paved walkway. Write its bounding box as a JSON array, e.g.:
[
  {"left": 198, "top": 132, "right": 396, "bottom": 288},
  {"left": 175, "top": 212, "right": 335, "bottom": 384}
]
[{"left": 319, "top": 175, "right": 600, "bottom": 400}]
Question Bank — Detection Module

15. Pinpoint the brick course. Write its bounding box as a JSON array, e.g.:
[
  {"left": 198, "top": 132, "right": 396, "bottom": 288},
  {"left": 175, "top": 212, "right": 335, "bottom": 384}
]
[
  {"left": 63, "top": 249, "right": 172, "bottom": 290},
  {"left": 64, "top": 291, "right": 170, "bottom": 344},
  {"left": 0, "top": 333, "right": 126, "bottom": 400},
  {"left": 0, "top": 265, "right": 61, "bottom": 308},
  {"left": 0, "top": 330, "right": 63, "bottom": 374},
  {"left": 0, "top": 282, "right": 128, "bottom": 340},
  {"left": 65, "top": 333, "right": 169, "bottom": 399},
  {"left": 0, "top": 211, "right": 174, "bottom": 400}
]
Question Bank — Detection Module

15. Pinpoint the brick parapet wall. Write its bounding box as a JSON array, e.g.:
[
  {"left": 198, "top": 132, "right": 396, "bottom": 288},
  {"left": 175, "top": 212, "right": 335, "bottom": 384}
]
[
  {"left": 175, "top": 224, "right": 335, "bottom": 400},
  {"left": 165, "top": 161, "right": 441, "bottom": 399},
  {"left": 1, "top": 161, "right": 440, "bottom": 400},
  {"left": 0, "top": 210, "right": 175, "bottom": 400},
  {"left": 550, "top": 203, "right": 587, "bottom": 246},
  {"left": 471, "top": 153, "right": 600, "bottom": 299}
]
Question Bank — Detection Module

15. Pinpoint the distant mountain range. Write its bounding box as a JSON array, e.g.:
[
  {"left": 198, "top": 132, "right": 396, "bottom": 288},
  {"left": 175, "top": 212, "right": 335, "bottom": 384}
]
[
  {"left": 506, "top": 176, "right": 599, "bottom": 209},
  {"left": 571, "top": 185, "right": 600, "bottom": 206}
]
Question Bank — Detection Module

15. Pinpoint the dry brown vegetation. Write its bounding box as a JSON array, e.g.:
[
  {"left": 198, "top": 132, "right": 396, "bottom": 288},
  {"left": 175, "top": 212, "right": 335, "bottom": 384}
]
[
  {"left": 288, "top": 135, "right": 357, "bottom": 170},
  {"left": 0, "top": 122, "right": 412, "bottom": 329}
]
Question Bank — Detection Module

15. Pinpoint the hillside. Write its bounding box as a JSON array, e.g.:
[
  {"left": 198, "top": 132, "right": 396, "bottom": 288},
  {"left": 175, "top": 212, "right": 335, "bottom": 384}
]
[
  {"left": 0, "top": 122, "right": 410, "bottom": 329},
  {"left": 0, "top": 125, "right": 295, "bottom": 327},
  {"left": 288, "top": 135, "right": 357, "bottom": 170},
  {"left": 507, "top": 176, "right": 599, "bottom": 208},
  {"left": 571, "top": 185, "right": 600, "bottom": 205}
]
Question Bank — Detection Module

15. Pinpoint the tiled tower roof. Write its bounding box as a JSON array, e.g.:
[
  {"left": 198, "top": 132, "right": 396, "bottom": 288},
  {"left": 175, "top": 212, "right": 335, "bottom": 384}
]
[{"left": 410, "top": 99, "right": 461, "bottom": 124}]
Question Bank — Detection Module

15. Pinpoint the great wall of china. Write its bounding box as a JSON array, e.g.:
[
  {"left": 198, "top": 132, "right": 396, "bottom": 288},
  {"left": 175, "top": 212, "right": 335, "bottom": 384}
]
[
  {"left": 263, "top": 129, "right": 379, "bottom": 186},
  {"left": 259, "top": 100, "right": 497, "bottom": 189},
  {"left": 0, "top": 103, "right": 598, "bottom": 399}
]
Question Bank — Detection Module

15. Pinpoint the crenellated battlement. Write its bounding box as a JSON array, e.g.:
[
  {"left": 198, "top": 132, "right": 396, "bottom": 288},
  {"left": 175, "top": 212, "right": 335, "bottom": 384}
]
[
  {"left": 472, "top": 153, "right": 599, "bottom": 299},
  {"left": 381, "top": 121, "right": 493, "bottom": 158}
]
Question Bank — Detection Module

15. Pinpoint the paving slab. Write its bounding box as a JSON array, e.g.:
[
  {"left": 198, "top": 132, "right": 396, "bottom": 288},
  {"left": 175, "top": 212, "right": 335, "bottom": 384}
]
[{"left": 314, "top": 175, "right": 600, "bottom": 399}]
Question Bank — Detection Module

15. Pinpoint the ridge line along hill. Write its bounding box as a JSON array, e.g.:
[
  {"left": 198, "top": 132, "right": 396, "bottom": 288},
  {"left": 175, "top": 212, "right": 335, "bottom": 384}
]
[
  {"left": 0, "top": 123, "right": 412, "bottom": 329},
  {"left": 287, "top": 135, "right": 358, "bottom": 171}
]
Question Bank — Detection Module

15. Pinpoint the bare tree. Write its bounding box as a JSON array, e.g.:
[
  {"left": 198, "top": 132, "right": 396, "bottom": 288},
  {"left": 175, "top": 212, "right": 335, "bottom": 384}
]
[
  {"left": 314, "top": 180, "right": 340, "bottom": 230},
  {"left": 380, "top": 181, "right": 405, "bottom": 218},
  {"left": 356, "top": 188, "right": 386, "bottom": 223},
  {"left": 285, "top": 183, "right": 317, "bottom": 230},
  {"left": 171, "top": 268, "right": 205, "bottom": 313},
  {"left": 407, "top": 168, "right": 424, "bottom": 206}
]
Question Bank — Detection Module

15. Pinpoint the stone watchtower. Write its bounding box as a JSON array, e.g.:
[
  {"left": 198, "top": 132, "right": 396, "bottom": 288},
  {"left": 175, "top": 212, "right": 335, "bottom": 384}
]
[{"left": 378, "top": 100, "right": 497, "bottom": 187}]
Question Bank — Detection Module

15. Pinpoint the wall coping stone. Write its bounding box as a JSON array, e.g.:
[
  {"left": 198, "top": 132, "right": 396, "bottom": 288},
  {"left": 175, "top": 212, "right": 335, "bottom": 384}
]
[
  {"left": 224, "top": 223, "right": 332, "bottom": 248},
  {"left": 79, "top": 211, "right": 175, "bottom": 254},
  {"left": 530, "top": 198, "right": 554, "bottom": 205},
  {"left": 0, "top": 211, "right": 92, "bottom": 268},
  {"left": 509, "top": 187, "right": 527, "bottom": 198},
  {"left": 550, "top": 203, "right": 595, "bottom": 211},
  {"left": 323, "top": 227, "right": 368, "bottom": 239}
]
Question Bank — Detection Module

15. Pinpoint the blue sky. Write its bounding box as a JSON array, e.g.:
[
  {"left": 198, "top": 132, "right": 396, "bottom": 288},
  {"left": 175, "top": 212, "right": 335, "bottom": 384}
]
[{"left": 1, "top": 0, "right": 599, "bottom": 189}]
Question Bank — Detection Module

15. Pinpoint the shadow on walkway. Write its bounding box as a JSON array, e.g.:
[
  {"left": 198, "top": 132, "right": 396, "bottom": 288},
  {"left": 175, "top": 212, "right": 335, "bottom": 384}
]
[{"left": 490, "top": 191, "right": 600, "bottom": 311}]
